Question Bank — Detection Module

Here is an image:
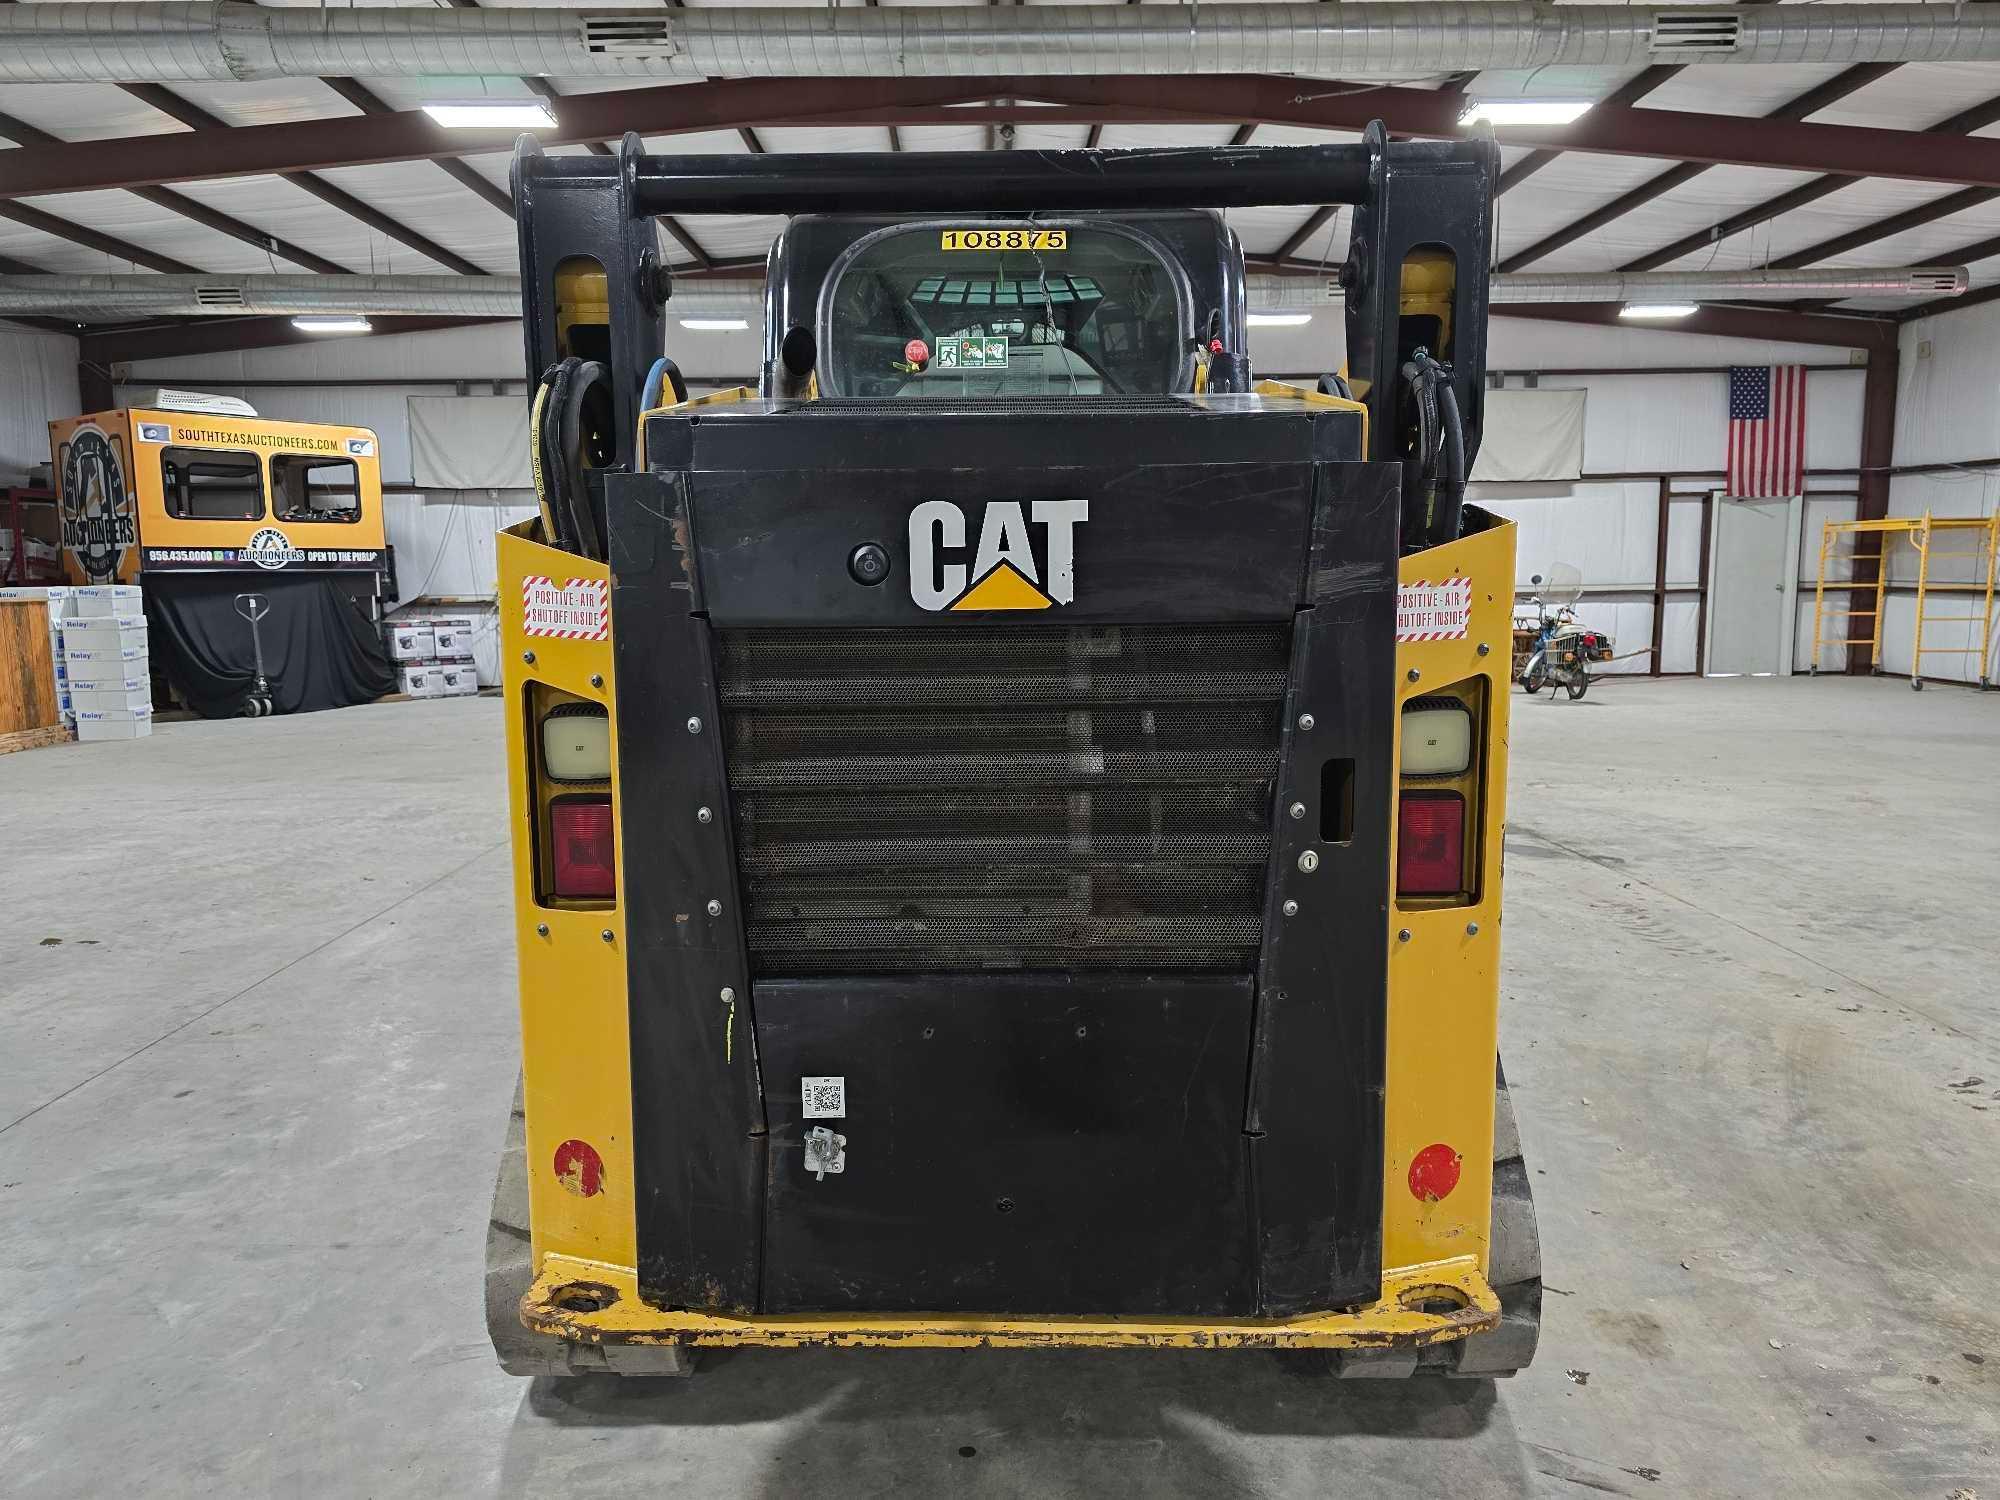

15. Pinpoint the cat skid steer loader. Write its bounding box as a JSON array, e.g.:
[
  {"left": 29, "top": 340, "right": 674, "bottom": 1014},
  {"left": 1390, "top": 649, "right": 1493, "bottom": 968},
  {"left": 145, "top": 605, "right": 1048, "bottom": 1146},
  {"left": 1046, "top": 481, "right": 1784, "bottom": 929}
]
[{"left": 486, "top": 125, "right": 1539, "bottom": 1379}]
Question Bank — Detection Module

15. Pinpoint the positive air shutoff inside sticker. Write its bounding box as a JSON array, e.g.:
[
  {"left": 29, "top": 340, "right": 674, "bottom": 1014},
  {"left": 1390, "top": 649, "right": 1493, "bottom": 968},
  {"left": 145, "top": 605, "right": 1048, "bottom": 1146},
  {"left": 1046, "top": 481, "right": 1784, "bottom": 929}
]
[
  {"left": 1397, "top": 576, "right": 1473, "bottom": 642},
  {"left": 522, "top": 575, "right": 609, "bottom": 641}
]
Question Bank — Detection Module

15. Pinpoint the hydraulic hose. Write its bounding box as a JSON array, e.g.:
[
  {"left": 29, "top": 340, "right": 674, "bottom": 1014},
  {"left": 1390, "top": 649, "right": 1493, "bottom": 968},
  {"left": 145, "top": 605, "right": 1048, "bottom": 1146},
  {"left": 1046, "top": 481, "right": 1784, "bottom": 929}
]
[{"left": 1433, "top": 376, "right": 1467, "bottom": 547}]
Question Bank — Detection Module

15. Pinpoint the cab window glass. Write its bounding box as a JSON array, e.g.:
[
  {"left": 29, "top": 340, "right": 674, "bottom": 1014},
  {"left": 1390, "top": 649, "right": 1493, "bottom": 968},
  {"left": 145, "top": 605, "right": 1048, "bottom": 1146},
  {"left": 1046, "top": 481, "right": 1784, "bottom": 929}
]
[
  {"left": 160, "top": 448, "right": 263, "bottom": 520},
  {"left": 823, "top": 225, "right": 1186, "bottom": 399},
  {"left": 272, "top": 455, "right": 361, "bottom": 523}
]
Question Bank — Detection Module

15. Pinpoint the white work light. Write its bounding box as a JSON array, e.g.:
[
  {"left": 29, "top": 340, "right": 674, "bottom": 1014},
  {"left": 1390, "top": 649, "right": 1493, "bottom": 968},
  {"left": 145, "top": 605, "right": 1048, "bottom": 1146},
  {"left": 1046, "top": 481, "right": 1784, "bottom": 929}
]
[
  {"left": 1459, "top": 100, "right": 1594, "bottom": 128},
  {"left": 1401, "top": 703, "right": 1474, "bottom": 777},
  {"left": 422, "top": 100, "right": 558, "bottom": 130},
  {"left": 542, "top": 708, "right": 612, "bottom": 783}
]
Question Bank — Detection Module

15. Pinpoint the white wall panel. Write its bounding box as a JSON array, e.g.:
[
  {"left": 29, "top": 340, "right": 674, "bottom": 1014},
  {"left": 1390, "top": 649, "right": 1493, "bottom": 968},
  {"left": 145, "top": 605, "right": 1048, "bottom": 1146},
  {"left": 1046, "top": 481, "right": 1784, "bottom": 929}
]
[
  {"left": 1481, "top": 482, "right": 1664, "bottom": 590},
  {"left": 0, "top": 323, "right": 79, "bottom": 484},
  {"left": 1896, "top": 303, "right": 2000, "bottom": 468},
  {"left": 1868, "top": 313, "right": 2000, "bottom": 682},
  {"left": 382, "top": 494, "right": 537, "bottom": 610},
  {"left": 125, "top": 318, "right": 1880, "bottom": 684}
]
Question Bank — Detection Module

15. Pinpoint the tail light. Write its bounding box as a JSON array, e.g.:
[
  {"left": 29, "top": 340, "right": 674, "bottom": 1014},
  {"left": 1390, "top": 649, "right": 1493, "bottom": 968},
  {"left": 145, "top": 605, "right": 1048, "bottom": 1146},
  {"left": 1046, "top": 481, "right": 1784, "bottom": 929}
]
[
  {"left": 550, "top": 796, "right": 616, "bottom": 899},
  {"left": 1398, "top": 792, "right": 1465, "bottom": 897}
]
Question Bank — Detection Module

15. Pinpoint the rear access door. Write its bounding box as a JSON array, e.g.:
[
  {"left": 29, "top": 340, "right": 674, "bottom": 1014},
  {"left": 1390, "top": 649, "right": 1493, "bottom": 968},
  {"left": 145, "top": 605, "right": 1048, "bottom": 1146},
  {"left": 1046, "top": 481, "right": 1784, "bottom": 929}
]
[{"left": 609, "top": 395, "right": 1398, "bottom": 1318}]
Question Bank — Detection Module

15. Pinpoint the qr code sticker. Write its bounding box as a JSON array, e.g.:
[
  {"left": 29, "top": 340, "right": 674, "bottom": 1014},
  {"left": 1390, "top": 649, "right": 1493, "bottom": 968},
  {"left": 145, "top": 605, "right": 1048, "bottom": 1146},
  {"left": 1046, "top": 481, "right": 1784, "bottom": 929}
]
[{"left": 802, "top": 1076, "right": 846, "bottom": 1119}]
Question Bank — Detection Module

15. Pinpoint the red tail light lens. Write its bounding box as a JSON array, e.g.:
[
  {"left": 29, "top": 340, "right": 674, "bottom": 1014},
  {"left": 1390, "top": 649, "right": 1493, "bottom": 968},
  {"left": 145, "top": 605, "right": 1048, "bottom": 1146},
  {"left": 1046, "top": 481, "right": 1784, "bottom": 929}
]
[
  {"left": 551, "top": 796, "right": 616, "bottom": 899},
  {"left": 1398, "top": 792, "right": 1465, "bottom": 897}
]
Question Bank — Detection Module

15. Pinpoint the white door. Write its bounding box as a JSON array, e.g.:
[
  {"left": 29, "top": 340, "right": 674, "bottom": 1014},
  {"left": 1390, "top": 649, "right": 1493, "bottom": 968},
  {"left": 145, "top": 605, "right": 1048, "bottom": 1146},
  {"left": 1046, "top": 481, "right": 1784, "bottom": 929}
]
[{"left": 1706, "top": 495, "right": 1800, "bottom": 676}]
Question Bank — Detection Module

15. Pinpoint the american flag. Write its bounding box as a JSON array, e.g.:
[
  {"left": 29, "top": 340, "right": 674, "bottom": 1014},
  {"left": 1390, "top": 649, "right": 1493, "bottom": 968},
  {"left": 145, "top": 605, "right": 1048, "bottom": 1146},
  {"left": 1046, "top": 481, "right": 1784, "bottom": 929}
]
[{"left": 1727, "top": 365, "right": 1807, "bottom": 499}]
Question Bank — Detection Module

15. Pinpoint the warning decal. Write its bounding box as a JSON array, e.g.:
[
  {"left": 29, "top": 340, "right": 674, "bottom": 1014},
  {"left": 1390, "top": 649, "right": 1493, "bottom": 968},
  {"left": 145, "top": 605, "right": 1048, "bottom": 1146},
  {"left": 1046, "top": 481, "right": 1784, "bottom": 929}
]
[
  {"left": 522, "top": 575, "right": 609, "bottom": 640},
  {"left": 1397, "top": 576, "right": 1473, "bottom": 642}
]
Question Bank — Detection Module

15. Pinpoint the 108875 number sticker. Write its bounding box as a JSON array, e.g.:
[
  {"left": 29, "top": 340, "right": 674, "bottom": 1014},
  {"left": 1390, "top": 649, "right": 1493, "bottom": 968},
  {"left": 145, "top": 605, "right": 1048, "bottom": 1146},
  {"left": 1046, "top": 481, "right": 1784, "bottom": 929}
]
[{"left": 940, "top": 228, "right": 1068, "bottom": 252}]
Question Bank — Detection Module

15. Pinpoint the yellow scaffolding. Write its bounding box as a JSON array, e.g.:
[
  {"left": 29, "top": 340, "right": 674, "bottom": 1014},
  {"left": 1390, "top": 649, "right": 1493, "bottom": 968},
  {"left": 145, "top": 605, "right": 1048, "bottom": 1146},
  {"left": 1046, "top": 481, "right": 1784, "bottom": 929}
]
[{"left": 1811, "top": 512, "right": 2000, "bottom": 689}]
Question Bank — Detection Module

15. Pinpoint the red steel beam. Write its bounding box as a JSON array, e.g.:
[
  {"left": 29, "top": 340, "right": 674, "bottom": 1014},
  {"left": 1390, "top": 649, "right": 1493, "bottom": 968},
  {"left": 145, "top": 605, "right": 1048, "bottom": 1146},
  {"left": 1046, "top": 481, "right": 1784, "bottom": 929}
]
[
  {"left": 1495, "top": 64, "right": 1685, "bottom": 197},
  {"left": 1846, "top": 344, "right": 1900, "bottom": 672},
  {"left": 1493, "top": 0, "right": 1785, "bottom": 198},
  {"left": 0, "top": 200, "right": 200, "bottom": 275},
  {"left": 117, "top": 81, "right": 488, "bottom": 277},
  {"left": 1499, "top": 63, "right": 1897, "bottom": 273},
  {"left": 72, "top": 295, "right": 1898, "bottom": 364},
  {"left": 0, "top": 106, "right": 345, "bottom": 274},
  {"left": 16, "top": 74, "right": 2000, "bottom": 200},
  {"left": 1622, "top": 88, "right": 2000, "bottom": 273},
  {"left": 1773, "top": 186, "right": 1996, "bottom": 270},
  {"left": 79, "top": 314, "right": 515, "bottom": 365},
  {"left": 1495, "top": 302, "right": 1899, "bottom": 352}
]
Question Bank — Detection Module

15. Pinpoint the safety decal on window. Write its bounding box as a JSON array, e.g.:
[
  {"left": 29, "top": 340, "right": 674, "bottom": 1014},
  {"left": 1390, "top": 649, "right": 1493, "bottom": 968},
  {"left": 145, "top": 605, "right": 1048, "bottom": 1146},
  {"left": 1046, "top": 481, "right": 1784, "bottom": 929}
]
[
  {"left": 1397, "top": 577, "right": 1473, "bottom": 642},
  {"left": 522, "top": 575, "right": 609, "bottom": 640},
  {"left": 802, "top": 1076, "right": 847, "bottom": 1119},
  {"left": 936, "top": 336, "right": 1009, "bottom": 371},
  {"left": 940, "top": 228, "right": 1067, "bottom": 252}
]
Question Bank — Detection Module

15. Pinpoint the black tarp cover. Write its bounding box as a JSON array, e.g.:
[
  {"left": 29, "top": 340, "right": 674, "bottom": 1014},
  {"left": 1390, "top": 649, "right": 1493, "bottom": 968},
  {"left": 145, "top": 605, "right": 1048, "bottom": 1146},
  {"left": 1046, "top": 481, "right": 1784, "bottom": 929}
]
[{"left": 147, "top": 573, "right": 396, "bottom": 718}]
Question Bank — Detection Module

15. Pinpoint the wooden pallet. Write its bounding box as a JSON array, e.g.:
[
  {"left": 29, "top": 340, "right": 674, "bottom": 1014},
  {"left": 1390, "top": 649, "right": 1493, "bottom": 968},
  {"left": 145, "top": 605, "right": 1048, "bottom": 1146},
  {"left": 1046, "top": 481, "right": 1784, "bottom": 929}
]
[{"left": 0, "top": 723, "right": 72, "bottom": 755}]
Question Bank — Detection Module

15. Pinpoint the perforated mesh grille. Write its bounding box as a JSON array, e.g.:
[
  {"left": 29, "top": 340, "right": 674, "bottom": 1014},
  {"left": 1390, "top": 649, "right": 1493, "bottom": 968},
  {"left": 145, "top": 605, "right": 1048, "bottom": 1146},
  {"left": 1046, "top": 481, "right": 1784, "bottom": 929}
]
[{"left": 717, "top": 622, "right": 1291, "bottom": 975}]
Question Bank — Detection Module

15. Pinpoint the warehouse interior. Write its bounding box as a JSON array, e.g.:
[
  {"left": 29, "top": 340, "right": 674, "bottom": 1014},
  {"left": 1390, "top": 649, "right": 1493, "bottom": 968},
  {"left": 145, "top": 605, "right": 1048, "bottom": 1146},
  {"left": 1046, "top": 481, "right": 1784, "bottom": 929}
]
[{"left": 1, "top": 5, "right": 1997, "bottom": 1496}]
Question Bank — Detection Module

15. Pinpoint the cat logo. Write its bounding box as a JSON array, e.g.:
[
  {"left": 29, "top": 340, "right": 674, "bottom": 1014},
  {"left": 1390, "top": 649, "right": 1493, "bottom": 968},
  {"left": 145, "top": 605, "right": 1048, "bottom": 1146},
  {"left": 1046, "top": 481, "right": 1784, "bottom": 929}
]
[{"left": 907, "top": 499, "right": 1088, "bottom": 612}]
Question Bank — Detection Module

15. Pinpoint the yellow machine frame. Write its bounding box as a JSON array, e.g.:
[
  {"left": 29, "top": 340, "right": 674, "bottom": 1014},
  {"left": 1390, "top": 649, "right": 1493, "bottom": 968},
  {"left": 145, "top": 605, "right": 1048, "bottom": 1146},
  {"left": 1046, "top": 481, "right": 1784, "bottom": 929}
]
[{"left": 496, "top": 388, "right": 1517, "bottom": 1351}]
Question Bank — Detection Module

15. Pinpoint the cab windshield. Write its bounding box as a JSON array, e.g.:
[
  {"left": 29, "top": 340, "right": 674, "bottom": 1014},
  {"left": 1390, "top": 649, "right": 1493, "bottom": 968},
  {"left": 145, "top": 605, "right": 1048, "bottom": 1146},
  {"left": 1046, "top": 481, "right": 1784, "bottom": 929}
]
[{"left": 822, "top": 225, "right": 1187, "bottom": 399}]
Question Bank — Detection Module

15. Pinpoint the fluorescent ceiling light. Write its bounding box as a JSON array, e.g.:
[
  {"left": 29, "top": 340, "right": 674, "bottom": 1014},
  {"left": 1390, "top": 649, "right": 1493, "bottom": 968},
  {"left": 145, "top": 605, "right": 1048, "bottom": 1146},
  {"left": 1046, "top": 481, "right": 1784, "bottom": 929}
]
[
  {"left": 1618, "top": 302, "right": 1700, "bottom": 320},
  {"left": 291, "top": 315, "right": 372, "bottom": 334},
  {"left": 1459, "top": 99, "right": 1594, "bottom": 128},
  {"left": 421, "top": 99, "right": 557, "bottom": 130},
  {"left": 1246, "top": 312, "right": 1313, "bottom": 327},
  {"left": 680, "top": 317, "right": 750, "bottom": 331}
]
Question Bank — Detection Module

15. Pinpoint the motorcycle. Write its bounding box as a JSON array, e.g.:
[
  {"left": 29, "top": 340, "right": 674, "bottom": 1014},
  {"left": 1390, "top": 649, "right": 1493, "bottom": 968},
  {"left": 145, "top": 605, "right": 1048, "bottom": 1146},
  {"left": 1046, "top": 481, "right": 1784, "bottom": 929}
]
[{"left": 1515, "top": 565, "right": 1614, "bottom": 701}]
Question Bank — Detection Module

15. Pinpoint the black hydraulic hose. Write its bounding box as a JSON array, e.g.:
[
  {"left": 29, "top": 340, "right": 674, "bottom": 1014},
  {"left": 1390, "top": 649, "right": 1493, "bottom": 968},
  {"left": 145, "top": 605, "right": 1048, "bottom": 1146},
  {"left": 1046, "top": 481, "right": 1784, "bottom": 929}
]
[
  {"left": 533, "top": 357, "right": 615, "bottom": 560},
  {"left": 535, "top": 359, "right": 579, "bottom": 553},
  {"left": 559, "top": 360, "right": 613, "bottom": 561},
  {"left": 1433, "top": 376, "right": 1467, "bottom": 547},
  {"left": 1398, "top": 352, "right": 1442, "bottom": 550}
]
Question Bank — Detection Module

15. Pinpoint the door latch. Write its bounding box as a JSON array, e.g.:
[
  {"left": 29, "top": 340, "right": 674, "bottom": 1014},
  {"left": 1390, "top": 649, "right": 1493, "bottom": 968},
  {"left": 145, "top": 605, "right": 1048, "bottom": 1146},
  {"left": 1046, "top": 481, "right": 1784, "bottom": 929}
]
[{"left": 804, "top": 1125, "right": 846, "bottom": 1181}]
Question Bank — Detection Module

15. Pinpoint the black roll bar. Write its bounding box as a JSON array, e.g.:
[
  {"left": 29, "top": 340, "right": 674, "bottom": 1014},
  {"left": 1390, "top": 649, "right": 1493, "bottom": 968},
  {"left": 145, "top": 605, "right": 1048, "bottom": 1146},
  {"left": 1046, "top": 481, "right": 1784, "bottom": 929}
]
[{"left": 512, "top": 125, "right": 1498, "bottom": 540}]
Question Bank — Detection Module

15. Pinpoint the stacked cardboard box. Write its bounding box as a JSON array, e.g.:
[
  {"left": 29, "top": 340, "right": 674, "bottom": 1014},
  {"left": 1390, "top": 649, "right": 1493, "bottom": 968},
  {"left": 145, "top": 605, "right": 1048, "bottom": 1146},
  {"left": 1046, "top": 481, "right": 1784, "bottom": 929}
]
[
  {"left": 62, "top": 586, "right": 153, "bottom": 742},
  {"left": 385, "top": 619, "right": 438, "bottom": 696},
  {"left": 384, "top": 613, "right": 480, "bottom": 698}
]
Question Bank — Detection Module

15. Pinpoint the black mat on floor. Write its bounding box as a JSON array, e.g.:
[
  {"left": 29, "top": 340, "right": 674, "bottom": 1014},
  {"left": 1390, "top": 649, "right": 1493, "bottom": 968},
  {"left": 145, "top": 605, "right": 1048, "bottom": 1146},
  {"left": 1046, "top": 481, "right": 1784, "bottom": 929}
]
[{"left": 146, "top": 573, "right": 395, "bottom": 718}]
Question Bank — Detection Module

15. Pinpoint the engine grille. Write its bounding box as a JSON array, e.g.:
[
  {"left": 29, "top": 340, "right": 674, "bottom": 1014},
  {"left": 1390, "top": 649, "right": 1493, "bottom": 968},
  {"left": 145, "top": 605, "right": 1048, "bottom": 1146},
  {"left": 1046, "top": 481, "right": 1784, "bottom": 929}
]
[{"left": 716, "top": 622, "right": 1292, "bottom": 975}]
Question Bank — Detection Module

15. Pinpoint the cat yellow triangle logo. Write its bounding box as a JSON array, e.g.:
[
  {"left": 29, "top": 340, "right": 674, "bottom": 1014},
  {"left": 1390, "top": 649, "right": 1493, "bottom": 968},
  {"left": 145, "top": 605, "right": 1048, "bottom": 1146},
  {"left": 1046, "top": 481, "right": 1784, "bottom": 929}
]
[{"left": 950, "top": 559, "right": 1051, "bottom": 611}]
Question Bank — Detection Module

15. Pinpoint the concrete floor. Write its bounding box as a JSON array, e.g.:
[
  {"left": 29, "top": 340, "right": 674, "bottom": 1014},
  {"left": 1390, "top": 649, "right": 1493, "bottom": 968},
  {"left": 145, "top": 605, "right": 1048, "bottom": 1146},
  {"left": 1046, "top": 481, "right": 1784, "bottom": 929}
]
[{"left": 1, "top": 676, "right": 1995, "bottom": 1498}]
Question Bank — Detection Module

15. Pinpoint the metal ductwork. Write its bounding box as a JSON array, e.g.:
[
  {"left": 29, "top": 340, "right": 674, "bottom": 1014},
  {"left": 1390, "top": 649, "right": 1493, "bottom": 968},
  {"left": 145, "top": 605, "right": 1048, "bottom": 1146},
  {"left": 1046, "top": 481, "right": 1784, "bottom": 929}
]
[
  {"left": 1250, "top": 266, "right": 1974, "bottom": 308},
  {"left": 0, "top": 274, "right": 753, "bottom": 322},
  {"left": 5, "top": 3, "right": 2000, "bottom": 84},
  {"left": 0, "top": 269, "right": 1967, "bottom": 322}
]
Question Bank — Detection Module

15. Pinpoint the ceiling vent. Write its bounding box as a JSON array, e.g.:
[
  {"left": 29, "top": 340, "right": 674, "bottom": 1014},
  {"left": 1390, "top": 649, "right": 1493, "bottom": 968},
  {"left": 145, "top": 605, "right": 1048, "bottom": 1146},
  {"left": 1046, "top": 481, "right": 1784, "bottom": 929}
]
[
  {"left": 1648, "top": 11, "right": 1742, "bottom": 55},
  {"left": 194, "top": 284, "right": 246, "bottom": 308},
  {"left": 583, "top": 16, "right": 682, "bottom": 58},
  {"left": 1911, "top": 269, "right": 1968, "bottom": 293}
]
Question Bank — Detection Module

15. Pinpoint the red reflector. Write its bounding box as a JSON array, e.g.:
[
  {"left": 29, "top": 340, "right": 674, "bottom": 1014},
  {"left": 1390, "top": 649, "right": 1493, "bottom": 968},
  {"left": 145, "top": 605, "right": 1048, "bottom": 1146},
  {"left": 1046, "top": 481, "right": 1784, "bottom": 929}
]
[
  {"left": 1409, "top": 1142, "right": 1463, "bottom": 1202},
  {"left": 551, "top": 797, "right": 616, "bottom": 899},
  {"left": 1398, "top": 793, "right": 1465, "bottom": 896}
]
